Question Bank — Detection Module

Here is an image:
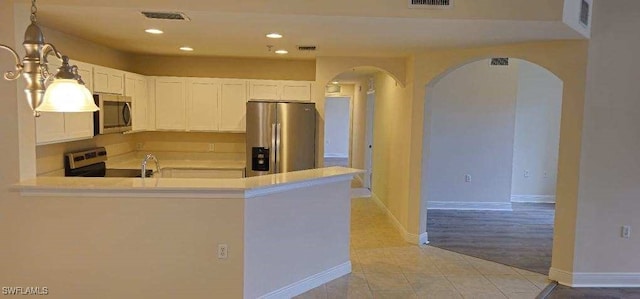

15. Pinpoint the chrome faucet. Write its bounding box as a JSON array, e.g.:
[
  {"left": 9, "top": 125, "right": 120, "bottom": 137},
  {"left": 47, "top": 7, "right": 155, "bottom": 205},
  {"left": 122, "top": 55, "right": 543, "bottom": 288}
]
[{"left": 141, "top": 154, "right": 160, "bottom": 178}]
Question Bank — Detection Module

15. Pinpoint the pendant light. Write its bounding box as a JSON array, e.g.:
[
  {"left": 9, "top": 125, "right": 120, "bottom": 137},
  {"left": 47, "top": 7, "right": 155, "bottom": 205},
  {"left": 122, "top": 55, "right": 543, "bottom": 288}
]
[{"left": 0, "top": 0, "right": 99, "bottom": 116}]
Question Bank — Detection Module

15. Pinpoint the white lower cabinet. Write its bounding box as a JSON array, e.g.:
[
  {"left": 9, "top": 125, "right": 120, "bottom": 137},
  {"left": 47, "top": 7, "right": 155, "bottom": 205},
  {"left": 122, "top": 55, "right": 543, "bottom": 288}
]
[{"left": 160, "top": 168, "right": 244, "bottom": 179}]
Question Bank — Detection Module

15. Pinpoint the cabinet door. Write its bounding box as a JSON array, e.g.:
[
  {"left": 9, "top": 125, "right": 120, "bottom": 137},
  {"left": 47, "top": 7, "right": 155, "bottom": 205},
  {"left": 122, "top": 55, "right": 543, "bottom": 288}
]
[
  {"left": 219, "top": 80, "right": 247, "bottom": 132},
  {"left": 133, "top": 78, "right": 148, "bottom": 131},
  {"left": 155, "top": 78, "right": 186, "bottom": 130},
  {"left": 109, "top": 71, "right": 124, "bottom": 95},
  {"left": 93, "top": 66, "right": 110, "bottom": 93},
  {"left": 249, "top": 80, "right": 279, "bottom": 100},
  {"left": 125, "top": 76, "right": 135, "bottom": 97},
  {"left": 281, "top": 81, "right": 311, "bottom": 101},
  {"left": 64, "top": 112, "right": 94, "bottom": 139},
  {"left": 36, "top": 112, "right": 66, "bottom": 144},
  {"left": 187, "top": 79, "right": 220, "bottom": 131}
]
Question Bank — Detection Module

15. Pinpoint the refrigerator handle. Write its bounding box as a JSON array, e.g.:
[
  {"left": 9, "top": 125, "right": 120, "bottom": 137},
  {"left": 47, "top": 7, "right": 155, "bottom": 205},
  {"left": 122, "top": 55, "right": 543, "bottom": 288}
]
[
  {"left": 276, "top": 123, "right": 282, "bottom": 173},
  {"left": 271, "top": 123, "right": 277, "bottom": 173}
]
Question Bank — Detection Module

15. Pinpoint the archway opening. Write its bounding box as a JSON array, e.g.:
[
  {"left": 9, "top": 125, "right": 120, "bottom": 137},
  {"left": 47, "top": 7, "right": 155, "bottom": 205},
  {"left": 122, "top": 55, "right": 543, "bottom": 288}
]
[{"left": 423, "top": 58, "right": 563, "bottom": 275}]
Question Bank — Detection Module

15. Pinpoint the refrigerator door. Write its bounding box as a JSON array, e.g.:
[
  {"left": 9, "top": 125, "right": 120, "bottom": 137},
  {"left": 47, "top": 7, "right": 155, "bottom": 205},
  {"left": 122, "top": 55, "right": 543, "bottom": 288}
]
[
  {"left": 246, "top": 101, "right": 277, "bottom": 177},
  {"left": 276, "top": 102, "right": 316, "bottom": 173}
]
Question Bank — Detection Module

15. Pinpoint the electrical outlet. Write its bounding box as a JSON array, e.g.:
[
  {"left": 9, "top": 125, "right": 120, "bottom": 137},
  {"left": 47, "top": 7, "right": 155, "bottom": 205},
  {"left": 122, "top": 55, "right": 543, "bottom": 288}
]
[
  {"left": 622, "top": 225, "right": 631, "bottom": 239},
  {"left": 208, "top": 143, "right": 215, "bottom": 152},
  {"left": 218, "top": 244, "right": 228, "bottom": 259},
  {"left": 136, "top": 143, "right": 143, "bottom": 150},
  {"left": 464, "top": 174, "right": 471, "bottom": 183},
  {"left": 524, "top": 170, "right": 530, "bottom": 178}
]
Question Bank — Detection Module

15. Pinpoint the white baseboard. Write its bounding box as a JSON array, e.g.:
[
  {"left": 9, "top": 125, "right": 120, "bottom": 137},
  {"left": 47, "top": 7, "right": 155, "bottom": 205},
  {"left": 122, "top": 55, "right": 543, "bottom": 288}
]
[
  {"left": 549, "top": 267, "right": 640, "bottom": 287},
  {"left": 427, "top": 201, "right": 513, "bottom": 211},
  {"left": 511, "top": 195, "right": 556, "bottom": 203},
  {"left": 371, "top": 192, "right": 428, "bottom": 245},
  {"left": 259, "top": 261, "right": 351, "bottom": 299},
  {"left": 324, "top": 154, "right": 348, "bottom": 158}
]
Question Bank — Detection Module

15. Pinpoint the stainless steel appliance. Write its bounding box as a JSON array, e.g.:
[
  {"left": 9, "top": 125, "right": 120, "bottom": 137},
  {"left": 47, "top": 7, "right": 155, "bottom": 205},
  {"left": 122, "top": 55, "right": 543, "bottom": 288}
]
[
  {"left": 64, "top": 147, "right": 152, "bottom": 177},
  {"left": 93, "top": 93, "right": 132, "bottom": 135},
  {"left": 246, "top": 100, "right": 316, "bottom": 177}
]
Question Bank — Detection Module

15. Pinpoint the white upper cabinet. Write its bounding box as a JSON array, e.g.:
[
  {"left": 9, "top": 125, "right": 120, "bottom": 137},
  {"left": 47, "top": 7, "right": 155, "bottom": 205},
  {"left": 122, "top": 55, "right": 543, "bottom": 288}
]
[
  {"left": 219, "top": 79, "right": 248, "bottom": 132},
  {"left": 281, "top": 81, "right": 311, "bottom": 101},
  {"left": 249, "top": 80, "right": 311, "bottom": 101},
  {"left": 154, "top": 77, "right": 186, "bottom": 130},
  {"left": 125, "top": 72, "right": 149, "bottom": 131},
  {"left": 93, "top": 66, "right": 124, "bottom": 95},
  {"left": 36, "top": 60, "right": 94, "bottom": 145},
  {"left": 187, "top": 78, "right": 220, "bottom": 131},
  {"left": 249, "top": 80, "right": 279, "bottom": 100}
]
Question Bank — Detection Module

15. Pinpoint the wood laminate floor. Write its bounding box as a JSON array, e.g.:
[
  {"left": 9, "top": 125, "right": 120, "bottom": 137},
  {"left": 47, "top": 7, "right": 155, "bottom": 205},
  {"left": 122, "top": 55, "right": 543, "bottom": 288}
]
[
  {"left": 426, "top": 203, "right": 555, "bottom": 275},
  {"left": 547, "top": 284, "right": 640, "bottom": 299}
]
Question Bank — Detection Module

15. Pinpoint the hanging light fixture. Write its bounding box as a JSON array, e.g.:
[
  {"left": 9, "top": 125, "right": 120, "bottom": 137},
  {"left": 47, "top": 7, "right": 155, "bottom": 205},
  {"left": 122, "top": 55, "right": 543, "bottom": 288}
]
[{"left": 0, "top": 0, "right": 98, "bottom": 117}]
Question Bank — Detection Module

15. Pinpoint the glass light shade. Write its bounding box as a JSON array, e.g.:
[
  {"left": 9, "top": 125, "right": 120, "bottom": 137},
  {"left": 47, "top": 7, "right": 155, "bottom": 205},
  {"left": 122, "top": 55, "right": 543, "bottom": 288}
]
[{"left": 37, "top": 79, "right": 99, "bottom": 112}]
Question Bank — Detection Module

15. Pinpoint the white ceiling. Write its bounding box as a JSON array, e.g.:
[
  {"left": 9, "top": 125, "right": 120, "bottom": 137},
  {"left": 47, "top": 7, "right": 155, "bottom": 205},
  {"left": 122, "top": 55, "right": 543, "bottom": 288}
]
[{"left": 32, "top": 0, "right": 585, "bottom": 59}]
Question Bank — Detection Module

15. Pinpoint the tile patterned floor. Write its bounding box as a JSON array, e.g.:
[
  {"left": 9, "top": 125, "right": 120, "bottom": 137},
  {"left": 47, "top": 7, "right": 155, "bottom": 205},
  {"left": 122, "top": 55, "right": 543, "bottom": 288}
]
[{"left": 295, "top": 197, "right": 551, "bottom": 299}]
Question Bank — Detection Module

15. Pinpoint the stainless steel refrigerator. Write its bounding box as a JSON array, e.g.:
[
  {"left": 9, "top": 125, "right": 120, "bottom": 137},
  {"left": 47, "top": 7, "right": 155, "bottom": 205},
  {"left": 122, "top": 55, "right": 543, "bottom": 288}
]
[{"left": 246, "top": 100, "right": 316, "bottom": 177}]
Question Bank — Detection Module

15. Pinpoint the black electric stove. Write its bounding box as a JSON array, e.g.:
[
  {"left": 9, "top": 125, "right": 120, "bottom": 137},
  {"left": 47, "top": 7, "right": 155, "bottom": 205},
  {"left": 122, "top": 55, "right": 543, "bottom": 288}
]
[{"left": 64, "top": 147, "right": 152, "bottom": 178}]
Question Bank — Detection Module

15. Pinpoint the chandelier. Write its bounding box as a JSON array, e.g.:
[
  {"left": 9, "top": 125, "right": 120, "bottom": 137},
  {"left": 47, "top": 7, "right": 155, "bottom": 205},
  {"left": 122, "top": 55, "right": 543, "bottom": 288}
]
[{"left": 0, "top": 0, "right": 99, "bottom": 117}]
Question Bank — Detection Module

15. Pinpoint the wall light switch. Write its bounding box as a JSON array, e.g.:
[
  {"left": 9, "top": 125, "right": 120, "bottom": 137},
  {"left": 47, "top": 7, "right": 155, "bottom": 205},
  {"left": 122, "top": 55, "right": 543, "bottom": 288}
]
[
  {"left": 524, "top": 170, "right": 530, "bottom": 178},
  {"left": 208, "top": 144, "right": 215, "bottom": 152},
  {"left": 464, "top": 174, "right": 471, "bottom": 183},
  {"left": 136, "top": 143, "right": 143, "bottom": 150}
]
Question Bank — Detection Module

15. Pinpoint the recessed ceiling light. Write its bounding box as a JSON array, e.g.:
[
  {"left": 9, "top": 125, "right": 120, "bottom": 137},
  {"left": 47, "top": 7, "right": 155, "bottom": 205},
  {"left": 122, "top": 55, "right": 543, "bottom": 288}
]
[
  {"left": 275, "top": 49, "right": 288, "bottom": 55},
  {"left": 179, "top": 46, "right": 194, "bottom": 52},
  {"left": 145, "top": 28, "right": 164, "bottom": 34},
  {"left": 331, "top": 81, "right": 339, "bottom": 85},
  {"left": 266, "top": 33, "right": 283, "bottom": 39}
]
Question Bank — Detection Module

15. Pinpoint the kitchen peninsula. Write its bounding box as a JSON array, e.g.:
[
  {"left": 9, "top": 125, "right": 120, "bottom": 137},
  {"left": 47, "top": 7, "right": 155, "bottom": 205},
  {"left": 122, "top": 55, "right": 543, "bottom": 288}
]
[{"left": 12, "top": 167, "right": 360, "bottom": 299}]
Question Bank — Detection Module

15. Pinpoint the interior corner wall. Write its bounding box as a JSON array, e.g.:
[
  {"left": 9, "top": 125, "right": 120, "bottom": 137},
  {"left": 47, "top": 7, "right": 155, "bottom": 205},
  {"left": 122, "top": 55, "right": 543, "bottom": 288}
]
[
  {"left": 372, "top": 72, "right": 411, "bottom": 226},
  {"left": 572, "top": 0, "right": 640, "bottom": 276},
  {"left": 511, "top": 61, "right": 563, "bottom": 199},
  {"left": 426, "top": 59, "right": 519, "bottom": 204},
  {"left": 40, "top": 26, "right": 135, "bottom": 72}
]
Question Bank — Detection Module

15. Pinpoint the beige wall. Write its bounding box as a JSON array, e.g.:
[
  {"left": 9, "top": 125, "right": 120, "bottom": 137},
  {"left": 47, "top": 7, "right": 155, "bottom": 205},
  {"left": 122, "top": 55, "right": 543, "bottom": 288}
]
[
  {"left": 572, "top": 0, "right": 640, "bottom": 276},
  {"left": 0, "top": 0, "right": 20, "bottom": 188},
  {"left": 41, "top": 26, "right": 135, "bottom": 72},
  {"left": 134, "top": 131, "right": 245, "bottom": 161},
  {"left": 350, "top": 77, "right": 369, "bottom": 173},
  {"left": 129, "top": 54, "right": 316, "bottom": 80},
  {"left": 0, "top": 194, "right": 245, "bottom": 299}
]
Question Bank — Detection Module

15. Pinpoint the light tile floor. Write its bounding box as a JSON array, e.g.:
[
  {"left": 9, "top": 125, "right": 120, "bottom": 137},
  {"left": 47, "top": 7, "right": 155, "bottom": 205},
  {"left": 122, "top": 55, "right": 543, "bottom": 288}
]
[{"left": 295, "top": 197, "right": 551, "bottom": 299}]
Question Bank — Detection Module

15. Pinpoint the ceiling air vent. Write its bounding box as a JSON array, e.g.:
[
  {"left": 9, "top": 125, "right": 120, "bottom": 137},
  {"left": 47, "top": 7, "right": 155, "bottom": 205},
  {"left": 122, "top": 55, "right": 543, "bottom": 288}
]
[
  {"left": 297, "top": 45, "right": 317, "bottom": 52},
  {"left": 141, "top": 11, "right": 190, "bottom": 21},
  {"left": 490, "top": 58, "right": 509, "bottom": 66},
  {"left": 408, "top": 0, "right": 452, "bottom": 9},
  {"left": 579, "top": 0, "right": 590, "bottom": 27}
]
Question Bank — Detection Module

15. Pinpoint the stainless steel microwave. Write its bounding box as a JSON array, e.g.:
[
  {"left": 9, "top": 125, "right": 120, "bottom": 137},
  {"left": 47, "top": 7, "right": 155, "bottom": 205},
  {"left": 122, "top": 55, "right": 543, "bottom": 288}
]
[{"left": 93, "top": 93, "right": 132, "bottom": 135}]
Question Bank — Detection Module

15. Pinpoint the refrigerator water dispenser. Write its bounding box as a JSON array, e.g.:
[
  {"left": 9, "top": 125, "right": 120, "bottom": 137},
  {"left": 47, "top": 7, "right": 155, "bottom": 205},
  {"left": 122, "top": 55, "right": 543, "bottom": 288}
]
[{"left": 251, "top": 147, "right": 270, "bottom": 171}]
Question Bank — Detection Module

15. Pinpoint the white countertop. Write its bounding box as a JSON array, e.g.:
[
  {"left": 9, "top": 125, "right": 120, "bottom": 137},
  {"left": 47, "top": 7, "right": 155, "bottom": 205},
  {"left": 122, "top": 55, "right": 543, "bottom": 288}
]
[{"left": 17, "top": 167, "right": 362, "bottom": 199}]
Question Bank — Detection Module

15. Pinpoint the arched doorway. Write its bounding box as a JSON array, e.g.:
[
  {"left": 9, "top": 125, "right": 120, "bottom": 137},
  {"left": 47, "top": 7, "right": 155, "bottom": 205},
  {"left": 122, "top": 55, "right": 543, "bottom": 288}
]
[{"left": 423, "top": 58, "right": 563, "bottom": 275}]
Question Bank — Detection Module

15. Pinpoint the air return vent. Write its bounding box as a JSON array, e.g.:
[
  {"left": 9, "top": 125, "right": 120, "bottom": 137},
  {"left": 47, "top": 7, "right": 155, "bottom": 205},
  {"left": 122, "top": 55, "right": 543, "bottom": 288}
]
[
  {"left": 408, "top": 0, "right": 452, "bottom": 9},
  {"left": 297, "top": 45, "right": 317, "bottom": 52},
  {"left": 141, "top": 11, "right": 190, "bottom": 21},
  {"left": 490, "top": 58, "right": 509, "bottom": 66},
  {"left": 579, "top": 0, "right": 590, "bottom": 27}
]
